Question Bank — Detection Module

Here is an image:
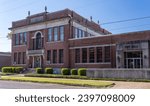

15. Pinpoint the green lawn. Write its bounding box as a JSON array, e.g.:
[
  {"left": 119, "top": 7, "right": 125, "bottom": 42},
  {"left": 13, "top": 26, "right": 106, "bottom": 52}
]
[{"left": 1, "top": 76, "right": 115, "bottom": 88}]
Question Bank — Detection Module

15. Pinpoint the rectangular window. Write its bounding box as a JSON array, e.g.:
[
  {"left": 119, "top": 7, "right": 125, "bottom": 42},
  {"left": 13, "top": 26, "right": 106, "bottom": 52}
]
[
  {"left": 14, "top": 53, "right": 17, "bottom": 64},
  {"left": 75, "top": 49, "right": 80, "bottom": 63},
  {"left": 47, "top": 50, "right": 51, "bottom": 61},
  {"left": 18, "top": 52, "right": 21, "bottom": 64},
  {"left": 82, "top": 31, "right": 85, "bottom": 37},
  {"left": 20, "top": 33, "right": 23, "bottom": 44},
  {"left": 60, "top": 26, "right": 64, "bottom": 41},
  {"left": 59, "top": 49, "right": 64, "bottom": 63},
  {"left": 82, "top": 48, "right": 87, "bottom": 63},
  {"left": 54, "top": 27, "right": 58, "bottom": 41},
  {"left": 23, "top": 52, "right": 26, "bottom": 64},
  {"left": 75, "top": 28, "right": 78, "bottom": 38},
  {"left": 15, "top": 34, "right": 19, "bottom": 45},
  {"left": 53, "top": 50, "right": 57, "bottom": 64},
  {"left": 104, "top": 46, "right": 111, "bottom": 62},
  {"left": 48, "top": 28, "right": 52, "bottom": 42},
  {"left": 89, "top": 48, "right": 95, "bottom": 63},
  {"left": 79, "top": 29, "right": 82, "bottom": 38},
  {"left": 23, "top": 32, "right": 27, "bottom": 44},
  {"left": 97, "top": 47, "right": 103, "bottom": 62}
]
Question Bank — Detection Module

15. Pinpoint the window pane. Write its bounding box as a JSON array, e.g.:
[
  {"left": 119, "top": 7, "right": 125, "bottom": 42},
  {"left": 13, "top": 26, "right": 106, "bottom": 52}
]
[
  {"left": 82, "top": 48, "right": 87, "bottom": 63},
  {"left": 104, "top": 46, "right": 111, "bottom": 62},
  {"left": 14, "top": 53, "right": 17, "bottom": 64},
  {"left": 48, "top": 28, "right": 52, "bottom": 42},
  {"left": 23, "top": 32, "right": 27, "bottom": 44},
  {"left": 53, "top": 50, "right": 57, "bottom": 63},
  {"left": 97, "top": 47, "right": 103, "bottom": 62},
  {"left": 75, "top": 28, "right": 78, "bottom": 38},
  {"left": 60, "top": 26, "right": 64, "bottom": 41},
  {"left": 89, "top": 48, "right": 95, "bottom": 63},
  {"left": 23, "top": 52, "right": 26, "bottom": 64},
  {"left": 59, "top": 49, "right": 64, "bottom": 63},
  {"left": 75, "top": 49, "right": 80, "bottom": 63},
  {"left": 20, "top": 33, "right": 23, "bottom": 44},
  {"left": 54, "top": 27, "right": 58, "bottom": 41},
  {"left": 47, "top": 50, "right": 51, "bottom": 61},
  {"left": 15, "top": 34, "right": 19, "bottom": 45},
  {"left": 18, "top": 52, "right": 21, "bottom": 64}
]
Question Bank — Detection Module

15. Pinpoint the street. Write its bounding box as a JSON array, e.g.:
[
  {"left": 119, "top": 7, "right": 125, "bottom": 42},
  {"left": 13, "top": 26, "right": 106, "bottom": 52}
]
[{"left": 0, "top": 80, "right": 89, "bottom": 89}]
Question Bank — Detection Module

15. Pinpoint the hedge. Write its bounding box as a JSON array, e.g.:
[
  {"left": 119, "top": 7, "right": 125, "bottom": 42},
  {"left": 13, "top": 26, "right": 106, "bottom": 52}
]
[
  {"left": 2, "top": 67, "right": 23, "bottom": 73},
  {"left": 61, "top": 68, "right": 70, "bottom": 75},
  {"left": 71, "top": 69, "right": 77, "bottom": 75},
  {"left": 36, "top": 68, "right": 44, "bottom": 74},
  {"left": 45, "top": 68, "right": 53, "bottom": 74},
  {"left": 78, "top": 68, "right": 86, "bottom": 76}
]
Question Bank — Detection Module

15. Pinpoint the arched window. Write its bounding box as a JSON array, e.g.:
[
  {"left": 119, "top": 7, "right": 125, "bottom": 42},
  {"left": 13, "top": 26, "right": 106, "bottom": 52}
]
[{"left": 36, "top": 32, "right": 42, "bottom": 49}]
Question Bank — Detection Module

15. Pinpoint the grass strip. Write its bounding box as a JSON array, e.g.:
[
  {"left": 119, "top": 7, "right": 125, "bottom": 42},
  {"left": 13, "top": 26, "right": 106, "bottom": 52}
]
[
  {"left": 25, "top": 74, "right": 150, "bottom": 83},
  {"left": 1, "top": 76, "right": 115, "bottom": 88}
]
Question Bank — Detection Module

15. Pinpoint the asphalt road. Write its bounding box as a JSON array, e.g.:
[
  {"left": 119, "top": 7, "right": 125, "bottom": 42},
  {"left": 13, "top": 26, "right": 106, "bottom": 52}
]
[
  {"left": 0, "top": 80, "right": 150, "bottom": 89},
  {"left": 0, "top": 80, "right": 89, "bottom": 89}
]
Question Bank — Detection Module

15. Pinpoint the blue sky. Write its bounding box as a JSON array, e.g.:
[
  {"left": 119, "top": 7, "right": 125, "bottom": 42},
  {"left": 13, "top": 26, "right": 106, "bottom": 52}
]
[{"left": 0, "top": 0, "right": 150, "bottom": 52}]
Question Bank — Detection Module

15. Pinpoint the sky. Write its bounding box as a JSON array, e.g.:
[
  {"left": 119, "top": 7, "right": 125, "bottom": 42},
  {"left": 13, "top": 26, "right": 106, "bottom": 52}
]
[{"left": 0, "top": 0, "right": 150, "bottom": 52}]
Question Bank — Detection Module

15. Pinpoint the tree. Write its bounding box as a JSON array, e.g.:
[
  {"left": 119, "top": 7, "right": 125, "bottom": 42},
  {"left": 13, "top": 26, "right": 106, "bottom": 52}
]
[{"left": 7, "top": 32, "right": 12, "bottom": 39}]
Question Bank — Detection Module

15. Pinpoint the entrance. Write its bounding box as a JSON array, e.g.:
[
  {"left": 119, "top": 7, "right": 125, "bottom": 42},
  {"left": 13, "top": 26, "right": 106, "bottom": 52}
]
[{"left": 124, "top": 51, "right": 143, "bottom": 68}]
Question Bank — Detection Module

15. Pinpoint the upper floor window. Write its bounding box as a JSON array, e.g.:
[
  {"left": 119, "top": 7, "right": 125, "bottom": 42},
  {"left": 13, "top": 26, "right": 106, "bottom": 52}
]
[
  {"left": 20, "top": 33, "right": 23, "bottom": 44},
  {"left": 75, "top": 28, "right": 78, "bottom": 38},
  {"left": 48, "top": 28, "right": 52, "bottom": 42},
  {"left": 60, "top": 26, "right": 64, "bottom": 41},
  {"left": 23, "top": 32, "right": 27, "bottom": 44},
  {"left": 14, "top": 32, "right": 27, "bottom": 45},
  {"left": 54, "top": 27, "right": 58, "bottom": 41},
  {"left": 36, "top": 32, "right": 42, "bottom": 49},
  {"left": 15, "top": 34, "right": 19, "bottom": 45}
]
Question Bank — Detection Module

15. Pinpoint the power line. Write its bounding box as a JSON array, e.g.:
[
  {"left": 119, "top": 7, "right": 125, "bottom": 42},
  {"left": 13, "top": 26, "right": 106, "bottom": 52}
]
[
  {"left": 109, "top": 23, "right": 150, "bottom": 31},
  {"left": 101, "top": 16, "right": 150, "bottom": 25}
]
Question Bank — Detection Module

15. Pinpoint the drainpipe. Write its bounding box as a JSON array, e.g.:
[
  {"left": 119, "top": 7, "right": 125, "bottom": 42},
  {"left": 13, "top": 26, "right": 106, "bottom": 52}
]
[{"left": 68, "top": 13, "right": 73, "bottom": 68}]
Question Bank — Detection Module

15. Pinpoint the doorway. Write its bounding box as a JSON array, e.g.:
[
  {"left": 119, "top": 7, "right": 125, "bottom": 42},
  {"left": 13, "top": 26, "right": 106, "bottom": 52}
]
[{"left": 124, "top": 51, "right": 143, "bottom": 68}]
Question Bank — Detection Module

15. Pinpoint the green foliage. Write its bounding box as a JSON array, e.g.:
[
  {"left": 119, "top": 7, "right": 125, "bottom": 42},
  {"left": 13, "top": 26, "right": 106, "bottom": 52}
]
[
  {"left": 45, "top": 68, "right": 53, "bottom": 74},
  {"left": 71, "top": 69, "right": 77, "bottom": 75},
  {"left": 61, "top": 68, "right": 70, "bottom": 75},
  {"left": 2, "top": 67, "right": 23, "bottom": 73},
  {"left": 15, "top": 67, "right": 23, "bottom": 73},
  {"left": 36, "top": 68, "right": 44, "bottom": 74},
  {"left": 2, "top": 67, "right": 12, "bottom": 73},
  {"left": 78, "top": 68, "right": 86, "bottom": 76}
]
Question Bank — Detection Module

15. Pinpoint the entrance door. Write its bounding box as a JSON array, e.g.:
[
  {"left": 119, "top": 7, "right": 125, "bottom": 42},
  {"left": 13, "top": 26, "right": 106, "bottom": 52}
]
[
  {"left": 34, "top": 56, "right": 41, "bottom": 68},
  {"left": 124, "top": 51, "right": 143, "bottom": 68}
]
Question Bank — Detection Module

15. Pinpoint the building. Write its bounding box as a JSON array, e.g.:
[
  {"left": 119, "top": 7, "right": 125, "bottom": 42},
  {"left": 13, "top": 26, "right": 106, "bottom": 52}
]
[
  {"left": 0, "top": 52, "right": 11, "bottom": 69},
  {"left": 9, "top": 8, "right": 150, "bottom": 69}
]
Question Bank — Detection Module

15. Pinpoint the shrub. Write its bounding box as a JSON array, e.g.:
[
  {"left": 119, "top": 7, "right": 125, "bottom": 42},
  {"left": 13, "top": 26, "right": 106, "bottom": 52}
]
[
  {"left": 71, "top": 69, "right": 77, "bottom": 75},
  {"left": 2, "top": 67, "right": 12, "bottom": 73},
  {"left": 15, "top": 67, "right": 23, "bottom": 73},
  {"left": 45, "top": 68, "right": 53, "bottom": 74},
  {"left": 78, "top": 68, "right": 86, "bottom": 76},
  {"left": 2, "top": 67, "right": 24, "bottom": 73},
  {"left": 36, "top": 68, "right": 44, "bottom": 74},
  {"left": 61, "top": 68, "right": 70, "bottom": 75}
]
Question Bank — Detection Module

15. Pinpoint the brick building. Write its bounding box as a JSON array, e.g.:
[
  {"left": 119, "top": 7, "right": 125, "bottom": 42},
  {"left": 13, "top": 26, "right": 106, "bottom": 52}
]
[
  {"left": 9, "top": 9, "right": 150, "bottom": 69},
  {"left": 0, "top": 52, "right": 11, "bottom": 69}
]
